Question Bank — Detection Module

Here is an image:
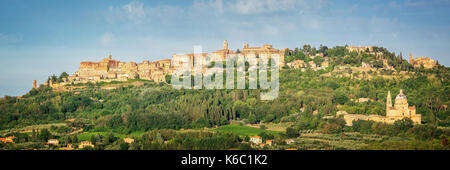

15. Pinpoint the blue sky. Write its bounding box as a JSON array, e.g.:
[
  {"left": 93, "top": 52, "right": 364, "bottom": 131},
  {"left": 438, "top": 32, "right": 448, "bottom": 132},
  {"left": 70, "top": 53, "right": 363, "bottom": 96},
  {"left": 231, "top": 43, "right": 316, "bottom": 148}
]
[{"left": 1, "top": 0, "right": 450, "bottom": 96}]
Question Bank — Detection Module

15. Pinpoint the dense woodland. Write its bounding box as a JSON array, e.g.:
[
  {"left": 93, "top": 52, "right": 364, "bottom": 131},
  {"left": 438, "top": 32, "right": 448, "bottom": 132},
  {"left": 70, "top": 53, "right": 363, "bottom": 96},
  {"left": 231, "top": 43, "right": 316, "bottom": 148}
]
[{"left": 0, "top": 45, "right": 449, "bottom": 150}]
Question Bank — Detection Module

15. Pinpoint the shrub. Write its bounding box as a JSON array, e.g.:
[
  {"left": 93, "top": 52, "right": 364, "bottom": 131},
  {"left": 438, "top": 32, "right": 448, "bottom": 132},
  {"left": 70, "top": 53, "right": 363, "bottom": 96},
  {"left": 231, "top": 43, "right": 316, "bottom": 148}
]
[{"left": 286, "top": 127, "right": 299, "bottom": 138}]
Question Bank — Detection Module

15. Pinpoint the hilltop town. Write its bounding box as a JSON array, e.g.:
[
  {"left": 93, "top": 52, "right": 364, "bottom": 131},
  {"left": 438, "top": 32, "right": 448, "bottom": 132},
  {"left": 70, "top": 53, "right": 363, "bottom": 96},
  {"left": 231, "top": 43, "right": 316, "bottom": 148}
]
[{"left": 37, "top": 41, "right": 439, "bottom": 91}]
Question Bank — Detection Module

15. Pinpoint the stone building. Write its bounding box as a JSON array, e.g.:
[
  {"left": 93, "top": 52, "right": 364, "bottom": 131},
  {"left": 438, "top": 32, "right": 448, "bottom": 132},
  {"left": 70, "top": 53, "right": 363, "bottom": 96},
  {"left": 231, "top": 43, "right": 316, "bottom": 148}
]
[
  {"left": 346, "top": 46, "right": 374, "bottom": 53},
  {"left": 47, "top": 139, "right": 59, "bottom": 145},
  {"left": 338, "top": 90, "right": 421, "bottom": 126},
  {"left": 124, "top": 138, "right": 135, "bottom": 144},
  {"left": 250, "top": 136, "right": 262, "bottom": 145},
  {"left": 66, "top": 54, "right": 172, "bottom": 84},
  {"left": 409, "top": 53, "right": 437, "bottom": 69},
  {"left": 211, "top": 40, "right": 234, "bottom": 60},
  {"left": 241, "top": 42, "right": 287, "bottom": 65},
  {"left": 78, "top": 141, "right": 95, "bottom": 149},
  {"left": 171, "top": 53, "right": 209, "bottom": 71},
  {"left": 171, "top": 40, "right": 286, "bottom": 72},
  {"left": 285, "top": 139, "right": 294, "bottom": 145},
  {"left": 287, "top": 60, "right": 305, "bottom": 69}
]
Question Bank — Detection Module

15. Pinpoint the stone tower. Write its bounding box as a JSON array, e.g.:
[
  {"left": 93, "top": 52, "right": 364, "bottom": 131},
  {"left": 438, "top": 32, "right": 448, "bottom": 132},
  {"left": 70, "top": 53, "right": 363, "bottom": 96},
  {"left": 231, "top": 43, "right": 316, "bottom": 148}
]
[
  {"left": 33, "top": 80, "right": 37, "bottom": 89},
  {"left": 243, "top": 42, "right": 249, "bottom": 49},
  {"left": 409, "top": 53, "right": 413, "bottom": 65},
  {"left": 223, "top": 40, "right": 228, "bottom": 50},
  {"left": 386, "top": 91, "right": 392, "bottom": 112},
  {"left": 108, "top": 53, "right": 112, "bottom": 60}
]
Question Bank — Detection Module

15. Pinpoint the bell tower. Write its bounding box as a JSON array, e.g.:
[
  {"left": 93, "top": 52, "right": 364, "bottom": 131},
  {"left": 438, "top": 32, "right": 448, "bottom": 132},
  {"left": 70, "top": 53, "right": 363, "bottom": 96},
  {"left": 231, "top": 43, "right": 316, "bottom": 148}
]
[
  {"left": 386, "top": 91, "right": 392, "bottom": 114},
  {"left": 223, "top": 40, "right": 228, "bottom": 50},
  {"left": 409, "top": 53, "right": 413, "bottom": 65}
]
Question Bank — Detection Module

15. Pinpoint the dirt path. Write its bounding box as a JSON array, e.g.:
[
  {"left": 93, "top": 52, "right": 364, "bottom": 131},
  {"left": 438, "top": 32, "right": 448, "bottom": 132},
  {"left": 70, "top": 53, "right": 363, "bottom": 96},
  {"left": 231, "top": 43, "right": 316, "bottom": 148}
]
[{"left": 67, "top": 128, "right": 84, "bottom": 135}]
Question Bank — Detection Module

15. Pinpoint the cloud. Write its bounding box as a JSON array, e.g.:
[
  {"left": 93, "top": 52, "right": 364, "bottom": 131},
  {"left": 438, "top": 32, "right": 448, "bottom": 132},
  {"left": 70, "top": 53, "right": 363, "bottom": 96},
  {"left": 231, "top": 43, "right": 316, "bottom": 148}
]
[
  {"left": 404, "top": 0, "right": 435, "bottom": 7},
  {"left": 0, "top": 33, "right": 23, "bottom": 44},
  {"left": 193, "top": 0, "right": 225, "bottom": 14},
  {"left": 228, "top": 0, "right": 328, "bottom": 14},
  {"left": 122, "top": 0, "right": 145, "bottom": 18},
  {"left": 105, "top": 0, "right": 184, "bottom": 25},
  {"left": 389, "top": 1, "right": 402, "bottom": 8},
  {"left": 192, "top": 0, "right": 328, "bottom": 15},
  {"left": 261, "top": 25, "right": 281, "bottom": 36},
  {"left": 392, "top": 32, "right": 399, "bottom": 38},
  {"left": 106, "top": 0, "right": 146, "bottom": 24},
  {"left": 99, "top": 33, "right": 115, "bottom": 45},
  {"left": 387, "top": 0, "right": 450, "bottom": 8}
]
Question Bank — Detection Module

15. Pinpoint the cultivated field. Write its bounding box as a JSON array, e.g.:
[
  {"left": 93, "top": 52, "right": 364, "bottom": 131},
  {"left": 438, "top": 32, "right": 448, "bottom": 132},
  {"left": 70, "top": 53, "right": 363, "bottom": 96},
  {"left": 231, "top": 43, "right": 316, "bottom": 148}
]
[{"left": 210, "top": 124, "right": 282, "bottom": 136}]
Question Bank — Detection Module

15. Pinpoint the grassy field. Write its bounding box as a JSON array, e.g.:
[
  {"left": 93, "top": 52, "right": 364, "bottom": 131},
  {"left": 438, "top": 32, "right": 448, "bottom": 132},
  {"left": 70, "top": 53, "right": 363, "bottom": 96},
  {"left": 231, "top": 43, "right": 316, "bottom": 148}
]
[
  {"left": 210, "top": 125, "right": 282, "bottom": 136},
  {"left": 76, "top": 132, "right": 127, "bottom": 141},
  {"left": 129, "top": 131, "right": 145, "bottom": 137},
  {"left": 75, "top": 131, "right": 147, "bottom": 141}
]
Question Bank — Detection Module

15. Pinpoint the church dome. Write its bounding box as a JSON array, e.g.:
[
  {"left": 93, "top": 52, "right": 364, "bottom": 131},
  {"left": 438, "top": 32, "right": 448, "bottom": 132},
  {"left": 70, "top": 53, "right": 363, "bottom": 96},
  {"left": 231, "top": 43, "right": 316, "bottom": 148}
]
[
  {"left": 395, "top": 90, "right": 407, "bottom": 100},
  {"left": 396, "top": 94, "right": 407, "bottom": 100}
]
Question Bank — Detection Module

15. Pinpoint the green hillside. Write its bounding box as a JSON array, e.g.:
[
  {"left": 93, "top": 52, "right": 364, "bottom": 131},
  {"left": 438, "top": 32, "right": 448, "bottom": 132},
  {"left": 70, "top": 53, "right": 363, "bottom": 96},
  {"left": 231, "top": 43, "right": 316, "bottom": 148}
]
[{"left": 0, "top": 45, "right": 448, "bottom": 150}]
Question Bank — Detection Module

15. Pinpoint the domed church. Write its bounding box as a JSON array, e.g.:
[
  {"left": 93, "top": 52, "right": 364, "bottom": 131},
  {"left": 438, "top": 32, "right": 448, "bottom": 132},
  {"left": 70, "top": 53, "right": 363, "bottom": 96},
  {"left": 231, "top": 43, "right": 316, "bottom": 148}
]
[
  {"left": 385, "top": 90, "right": 421, "bottom": 124},
  {"left": 338, "top": 90, "right": 421, "bottom": 126}
]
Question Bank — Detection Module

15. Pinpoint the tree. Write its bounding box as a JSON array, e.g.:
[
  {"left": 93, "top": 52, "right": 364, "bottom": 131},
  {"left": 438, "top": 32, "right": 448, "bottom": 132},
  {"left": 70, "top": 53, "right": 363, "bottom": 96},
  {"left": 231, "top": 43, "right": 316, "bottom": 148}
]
[
  {"left": 59, "top": 72, "right": 69, "bottom": 79},
  {"left": 260, "top": 125, "right": 267, "bottom": 130},
  {"left": 248, "top": 114, "right": 257, "bottom": 124},
  {"left": 286, "top": 127, "right": 299, "bottom": 138},
  {"left": 31, "top": 129, "right": 37, "bottom": 142},
  {"left": 326, "top": 81, "right": 340, "bottom": 90},
  {"left": 322, "top": 117, "right": 346, "bottom": 134},
  {"left": 73, "top": 135, "right": 79, "bottom": 143},
  {"left": 91, "top": 134, "right": 98, "bottom": 145},
  {"left": 303, "top": 44, "right": 311, "bottom": 55},
  {"left": 244, "top": 136, "right": 250, "bottom": 142},
  {"left": 104, "top": 133, "right": 117, "bottom": 144},
  {"left": 120, "top": 143, "right": 129, "bottom": 150},
  {"left": 239, "top": 143, "right": 253, "bottom": 150},
  {"left": 441, "top": 135, "right": 449, "bottom": 148},
  {"left": 407, "top": 124, "right": 441, "bottom": 141},
  {"left": 334, "top": 92, "right": 349, "bottom": 105},
  {"left": 313, "top": 56, "right": 324, "bottom": 66},
  {"left": 258, "top": 132, "right": 274, "bottom": 141},
  {"left": 394, "top": 118, "right": 414, "bottom": 132},
  {"left": 39, "top": 129, "right": 51, "bottom": 142}
]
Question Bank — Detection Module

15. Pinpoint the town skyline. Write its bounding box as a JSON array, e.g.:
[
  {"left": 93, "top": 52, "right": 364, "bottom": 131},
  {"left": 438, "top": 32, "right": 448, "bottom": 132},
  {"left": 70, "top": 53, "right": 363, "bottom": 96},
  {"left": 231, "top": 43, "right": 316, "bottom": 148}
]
[{"left": 1, "top": 0, "right": 450, "bottom": 96}]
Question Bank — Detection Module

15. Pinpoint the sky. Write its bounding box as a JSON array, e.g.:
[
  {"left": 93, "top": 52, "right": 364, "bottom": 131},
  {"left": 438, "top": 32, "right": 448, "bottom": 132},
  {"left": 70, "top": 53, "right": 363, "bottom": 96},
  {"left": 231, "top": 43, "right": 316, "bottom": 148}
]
[{"left": 0, "top": 0, "right": 450, "bottom": 96}]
